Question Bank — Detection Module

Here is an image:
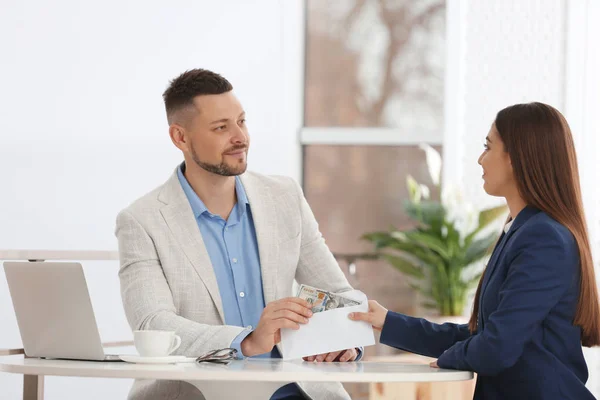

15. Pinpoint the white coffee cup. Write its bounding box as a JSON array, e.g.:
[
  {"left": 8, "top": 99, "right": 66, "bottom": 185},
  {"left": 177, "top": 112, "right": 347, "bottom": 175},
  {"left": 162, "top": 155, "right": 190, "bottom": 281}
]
[{"left": 133, "top": 330, "right": 181, "bottom": 357}]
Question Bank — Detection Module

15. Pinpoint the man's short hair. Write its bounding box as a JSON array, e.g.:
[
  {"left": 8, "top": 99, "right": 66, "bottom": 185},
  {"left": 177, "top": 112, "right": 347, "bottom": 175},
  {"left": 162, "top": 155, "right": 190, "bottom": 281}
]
[{"left": 162, "top": 69, "right": 233, "bottom": 125}]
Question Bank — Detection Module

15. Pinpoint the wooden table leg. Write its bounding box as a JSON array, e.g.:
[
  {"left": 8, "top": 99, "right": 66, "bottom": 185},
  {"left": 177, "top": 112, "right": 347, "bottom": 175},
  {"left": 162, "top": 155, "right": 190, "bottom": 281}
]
[
  {"left": 369, "top": 380, "right": 475, "bottom": 400},
  {"left": 188, "top": 380, "right": 290, "bottom": 400},
  {"left": 22, "top": 374, "right": 44, "bottom": 400},
  {"left": 22, "top": 354, "right": 44, "bottom": 400}
]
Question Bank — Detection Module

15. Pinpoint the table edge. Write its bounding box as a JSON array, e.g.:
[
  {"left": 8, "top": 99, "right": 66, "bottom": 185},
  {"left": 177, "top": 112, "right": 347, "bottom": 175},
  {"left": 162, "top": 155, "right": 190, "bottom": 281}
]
[{"left": 0, "top": 360, "right": 474, "bottom": 383}]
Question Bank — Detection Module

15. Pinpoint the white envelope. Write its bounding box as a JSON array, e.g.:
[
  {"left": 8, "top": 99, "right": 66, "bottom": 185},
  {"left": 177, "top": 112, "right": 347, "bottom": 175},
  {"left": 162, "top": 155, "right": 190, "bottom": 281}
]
[{"left": 280, "top": 290, "right": 375, "bottom": 359}]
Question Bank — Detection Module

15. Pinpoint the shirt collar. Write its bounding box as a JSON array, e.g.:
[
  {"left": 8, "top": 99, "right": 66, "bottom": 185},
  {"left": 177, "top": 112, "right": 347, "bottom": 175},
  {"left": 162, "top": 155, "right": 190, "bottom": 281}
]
[
  {"left": 504, "top": 219, "right": 514, "bottom": 233},
  {"left": 504, "top": 206, "right": 540, "bottom": 234},
  {"left": 177, "top": 162, "right": 249, "bottom": 219},
  {"left": 234, "top": 174, "right": 249, "bottom": 207}
]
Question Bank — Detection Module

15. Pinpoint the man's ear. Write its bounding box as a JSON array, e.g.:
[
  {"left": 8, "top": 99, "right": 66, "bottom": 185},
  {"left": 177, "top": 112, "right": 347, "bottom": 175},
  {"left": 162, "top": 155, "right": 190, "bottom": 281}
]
[{"left": 169, "top": 124, "right": 189, "bottom": 152}]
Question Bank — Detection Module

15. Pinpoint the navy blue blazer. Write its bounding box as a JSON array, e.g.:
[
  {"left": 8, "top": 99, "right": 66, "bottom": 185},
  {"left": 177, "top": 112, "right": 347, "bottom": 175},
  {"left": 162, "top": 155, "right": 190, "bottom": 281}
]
[{"left": 380, "top": 206, "right": 594, "bottom": 399}]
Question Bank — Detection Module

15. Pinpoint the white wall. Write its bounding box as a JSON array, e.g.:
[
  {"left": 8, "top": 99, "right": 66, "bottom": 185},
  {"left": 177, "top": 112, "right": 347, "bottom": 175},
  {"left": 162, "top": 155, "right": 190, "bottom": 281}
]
[
  {"left": 565, "top": 0, "right": 600, "bottom": 395},
  {"left": 444, "top": 0, "right": 600, "bottom": 395},
  {"left": 444, "top": 0, "right": 567, "bottom": 208},
  {"left": 0, "top": 1, "right": 304, "bottom": 398}
]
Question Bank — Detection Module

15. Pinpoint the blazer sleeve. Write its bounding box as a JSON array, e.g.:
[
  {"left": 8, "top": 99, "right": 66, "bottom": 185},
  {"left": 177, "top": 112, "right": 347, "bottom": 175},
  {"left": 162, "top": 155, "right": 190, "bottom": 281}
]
[
  {"left": 437, "top": 223, "right": 578, "bottom": 375},
  {"left": 380, "top": 312, "right": 472, "bottom": 358},
  {"left": 115, "top": 210, "right": 245, "bottom": 356},
  {"left": 290, "top": 178, "right": 353, "bottom": 294}
]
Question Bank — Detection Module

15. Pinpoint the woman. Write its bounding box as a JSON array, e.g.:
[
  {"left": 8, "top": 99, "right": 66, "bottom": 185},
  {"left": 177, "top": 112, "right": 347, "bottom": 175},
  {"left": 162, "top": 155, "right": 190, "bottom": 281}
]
[{"left": 350, "top": 102, "right": 600, "bottom": 399}]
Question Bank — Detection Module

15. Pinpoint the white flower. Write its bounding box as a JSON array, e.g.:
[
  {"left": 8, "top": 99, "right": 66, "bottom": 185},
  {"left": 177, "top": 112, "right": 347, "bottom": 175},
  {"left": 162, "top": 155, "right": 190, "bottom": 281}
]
[
  {"left": 442, "top": 182, "right": 463, "bottom": 222},
  {"left": 419, "top": 143, "right": 442, "bottom": 187},
  {"left": 442, "top": 183, "right": 478, "bottom": 242},
  {"left": 420, "top": 184, "right": 431, "bottom": 200},
  {"left": 406, "top": 175, "right": 422, "bottom": 204},
  {"left": 454, "top": 203, "right": 479, "bottom": 242},
  {"left": 391, "top": 231, "right": 408, "bottom": 241}
]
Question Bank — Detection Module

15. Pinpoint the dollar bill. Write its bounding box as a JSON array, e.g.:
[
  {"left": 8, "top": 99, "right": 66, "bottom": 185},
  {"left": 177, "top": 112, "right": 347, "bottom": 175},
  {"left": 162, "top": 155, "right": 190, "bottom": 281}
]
[
  {"left": 297, "top": 284, "right": 330, "bottom": 313},
  {"left": 296, "top": 284, "right": 360, "bottom": 314}
]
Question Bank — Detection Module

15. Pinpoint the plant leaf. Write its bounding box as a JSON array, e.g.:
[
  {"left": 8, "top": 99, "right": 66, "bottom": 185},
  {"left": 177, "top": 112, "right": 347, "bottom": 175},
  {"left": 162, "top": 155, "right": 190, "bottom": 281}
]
[
  {"left": 362, "top": 232, "right": 399, "bottom": 249},
  {"left": 443, "top": 222, "right": 462, "bottom": 259},
  {"left": 476, "top": 205, "right": 507, "bottom": 233},
  {"left": 479, "top": 205, "right": 508, "bottom": 228},
  {"left": 464, "top": 205, "right": 507, "bottom": 244},
  {"left": 464, "top": 232, "right": 499, "bottom": 265},
  {"left": 403, "top": 231, "right": 451, "bottom": 260},
  {"left": 404, "top": 200, "right": 445, "bottom": 229},
  {"left": 421, "top": 302, "right": 438, "bottom": 310},
  {"left": 408, "top": 282, "right": 427, "bottom": 295},
  {"left": 466, "top": 272, "right": 484, "bottom": 288},
  {"left": 388, "top": 241, "right": 447, "bottom": 271},
  {"left": 382, "top": 254, "right": 425, "bottom": 279},
  {"left": 364, "top": 231, "right": 446, "bottom": 269}
]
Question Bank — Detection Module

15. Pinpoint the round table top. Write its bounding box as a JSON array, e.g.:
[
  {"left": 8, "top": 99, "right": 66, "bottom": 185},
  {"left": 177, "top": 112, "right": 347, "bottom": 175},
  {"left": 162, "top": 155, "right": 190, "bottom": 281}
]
[{"left": 0, "top": 357, "right": 473, "bottom": 383}]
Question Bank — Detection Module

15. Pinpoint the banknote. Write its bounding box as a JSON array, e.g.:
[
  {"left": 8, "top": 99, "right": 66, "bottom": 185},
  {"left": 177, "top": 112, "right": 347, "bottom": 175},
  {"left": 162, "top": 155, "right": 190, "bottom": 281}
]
[{"left": 296, "top": 284, "right": 360, "bottom": 313}]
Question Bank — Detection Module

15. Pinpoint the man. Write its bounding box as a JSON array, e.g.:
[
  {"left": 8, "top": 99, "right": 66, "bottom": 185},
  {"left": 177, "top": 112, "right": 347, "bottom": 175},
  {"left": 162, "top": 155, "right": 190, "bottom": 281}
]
[{"left": 115, "top": 69, "right": 359, "bottom": 400}]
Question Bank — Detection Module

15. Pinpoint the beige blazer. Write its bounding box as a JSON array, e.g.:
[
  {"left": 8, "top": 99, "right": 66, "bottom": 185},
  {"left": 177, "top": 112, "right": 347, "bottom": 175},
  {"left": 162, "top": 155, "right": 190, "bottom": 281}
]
[{"left": 115, "top": 167, "right": 353, "bottom": 400}]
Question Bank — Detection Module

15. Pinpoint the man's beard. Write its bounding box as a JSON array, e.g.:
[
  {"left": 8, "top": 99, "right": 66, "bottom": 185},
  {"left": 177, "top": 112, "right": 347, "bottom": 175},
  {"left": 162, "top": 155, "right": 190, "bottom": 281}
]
[{"left": 190, "top": 144, "right": 248, "bottom": 177}]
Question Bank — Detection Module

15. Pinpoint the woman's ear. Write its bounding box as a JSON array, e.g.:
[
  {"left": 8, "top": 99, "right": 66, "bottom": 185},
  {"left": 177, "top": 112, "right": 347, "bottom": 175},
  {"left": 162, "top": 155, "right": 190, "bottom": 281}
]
[{"left": 505, "top": 151, "right": 513, "bottom": 171}]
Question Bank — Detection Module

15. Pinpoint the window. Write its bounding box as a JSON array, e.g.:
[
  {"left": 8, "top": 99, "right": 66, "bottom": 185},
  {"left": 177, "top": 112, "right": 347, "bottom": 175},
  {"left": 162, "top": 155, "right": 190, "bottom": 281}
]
[{"left": 301, "top": 0, "right": 446, "bottom": 353}]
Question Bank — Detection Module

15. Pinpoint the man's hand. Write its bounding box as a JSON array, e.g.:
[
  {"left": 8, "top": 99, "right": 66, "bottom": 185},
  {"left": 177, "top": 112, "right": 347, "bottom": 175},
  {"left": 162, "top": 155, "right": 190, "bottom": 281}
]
[
  {"left": 348, "top": 300, "right": 388, "bottom": 331},
  {"left": 241, "top": 297, "right": 312, "bottom": 357},
  {"left": 303, "top": 348, "right": 358, "bottom": 363}
]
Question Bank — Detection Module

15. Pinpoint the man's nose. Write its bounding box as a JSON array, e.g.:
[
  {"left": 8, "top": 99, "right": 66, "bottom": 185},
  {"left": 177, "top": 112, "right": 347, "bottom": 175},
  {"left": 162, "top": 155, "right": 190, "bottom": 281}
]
[{"left": 231, "top": 125, "right": 247, "bottom": 144}]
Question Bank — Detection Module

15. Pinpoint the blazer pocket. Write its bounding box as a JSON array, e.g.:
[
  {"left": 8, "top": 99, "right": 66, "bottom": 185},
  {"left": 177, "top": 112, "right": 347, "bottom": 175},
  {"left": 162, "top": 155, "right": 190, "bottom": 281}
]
[
  {"left": 277, "top": 232, "right": 301, "bottom": 273},
  {"left": 278, "top": 230, "right": 301, "bottom": 245}
]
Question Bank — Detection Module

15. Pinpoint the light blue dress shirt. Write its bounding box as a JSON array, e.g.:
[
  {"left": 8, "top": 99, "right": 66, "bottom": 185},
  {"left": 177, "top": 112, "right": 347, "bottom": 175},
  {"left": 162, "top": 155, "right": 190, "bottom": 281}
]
[{"left": 177, "top": 165, "right": 302, "bottom": 399}]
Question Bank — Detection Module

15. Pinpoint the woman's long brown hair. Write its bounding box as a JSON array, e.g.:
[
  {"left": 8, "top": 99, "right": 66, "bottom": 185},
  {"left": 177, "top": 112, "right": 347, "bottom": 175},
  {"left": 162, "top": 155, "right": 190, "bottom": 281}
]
[{"left": 468, "top": 102, "right": 600, "bottom": 346}]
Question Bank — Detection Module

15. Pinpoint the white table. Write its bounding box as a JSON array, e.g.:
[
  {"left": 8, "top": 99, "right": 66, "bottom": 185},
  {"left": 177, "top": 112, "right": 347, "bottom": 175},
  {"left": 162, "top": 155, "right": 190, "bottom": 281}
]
[
  {"left": 0, "top": 356, "right": 473, "bottom": 400},
  {"left": 0, "top": 249, "right": 119, "bottom": 262}
]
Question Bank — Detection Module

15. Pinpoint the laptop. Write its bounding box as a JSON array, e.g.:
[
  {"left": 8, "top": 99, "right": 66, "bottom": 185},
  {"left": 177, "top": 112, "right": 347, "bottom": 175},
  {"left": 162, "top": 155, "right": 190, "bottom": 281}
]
[{"left": 3, "top": 261, "right": 122, "bottom": 361}]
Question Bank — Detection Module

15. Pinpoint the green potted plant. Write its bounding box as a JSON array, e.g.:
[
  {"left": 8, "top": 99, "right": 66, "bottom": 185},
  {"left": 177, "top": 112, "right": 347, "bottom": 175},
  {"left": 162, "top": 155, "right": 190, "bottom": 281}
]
[{"left": 363, "top": 144, "right": 506, "bottom": 317}]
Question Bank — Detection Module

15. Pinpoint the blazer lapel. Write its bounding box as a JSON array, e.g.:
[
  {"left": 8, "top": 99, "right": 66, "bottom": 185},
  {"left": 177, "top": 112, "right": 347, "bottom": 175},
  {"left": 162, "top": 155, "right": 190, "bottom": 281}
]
[
  {"left": 478, "top": 230, "right": 510, "bottom": 328},
  {"left": 478, "top": 206, "right": 541, "bottom": 328},
  {"left": 481, "top": 231, "right": 510, "bottom": 289},
  {"left": 240, "top": 173, "right": 279, "bottom": 305},
  {"left": 158, "top": 170, "right": 226, "bottom": 322}
]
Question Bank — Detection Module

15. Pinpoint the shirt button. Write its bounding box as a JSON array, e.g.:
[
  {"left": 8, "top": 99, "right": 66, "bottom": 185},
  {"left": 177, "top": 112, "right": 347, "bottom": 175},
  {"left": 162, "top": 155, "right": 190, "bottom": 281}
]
[
  {"left": 246, "top": 325, "right": 253, "bottom": 330},
  {"left": 232, "top": 258, "right": 238, "bottom": 263},
  {"left": 239, "top": 292, "right": 245, "bottom": 298},
  {"left": 225, "top": 227, "right": 228, "bottom": 231}
]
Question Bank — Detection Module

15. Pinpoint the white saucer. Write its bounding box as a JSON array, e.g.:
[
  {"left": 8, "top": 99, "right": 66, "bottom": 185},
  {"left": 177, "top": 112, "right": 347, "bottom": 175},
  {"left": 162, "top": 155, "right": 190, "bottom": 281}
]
[{"left": 119, "top": 355, "right": 196, "bottom": 364}]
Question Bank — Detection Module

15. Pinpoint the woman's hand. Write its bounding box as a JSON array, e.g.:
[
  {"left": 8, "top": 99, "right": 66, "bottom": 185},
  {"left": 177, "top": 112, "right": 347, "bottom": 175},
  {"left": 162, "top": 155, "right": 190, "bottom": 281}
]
[{"left": 348, "top": 300, "right": 388, "bottom": 331}]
